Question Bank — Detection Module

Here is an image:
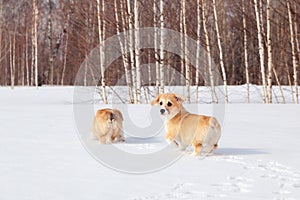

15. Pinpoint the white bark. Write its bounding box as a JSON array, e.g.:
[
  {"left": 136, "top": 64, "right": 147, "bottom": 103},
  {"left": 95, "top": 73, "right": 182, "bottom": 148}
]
[
  {"left": 21, "top": 43, "right": 25, "bottom": 86},
  {"left": 97, "top": 0, "right": 107, "bottom": 103},
  {"left": 287, "top": 0, "right": 298, "bottom": 104},
  {"left": 0, "top": 0, "right": 2, "bottom": 85},
  {"left": 242, "top": 0, "right": 250, "bottom": 103},
  {"left": 120, "top": 0, "right": 133, "bottom": 102},
  {"left": 266, "top": 0, "right": 273, "bottom": 103},
  {"left": 25, "top": 27, "right": 29, "bottom": 86},
  {"left": 254, "top": 0, "right": 268, "bottom": 103},
  {"left": 195, "top": 0, "right": 201, "bottom": 102},
  {"left": 134, "top": 0, "right": 141, "bottom": 103},
  {"left": 9, "top": 32, "right": 14, "bottom": 88},
  {"left": 48, "top": 0, "right": 54, "bottom": 85},
  {"left": 153, "top": 0, "right": 160, "bottom": 95},
  {"left": 159, "top": 0, "right": 164, "bottom": 94},
  {"left": 213, "top": 0, "right": 228, "bottom": 103},
  {"left": 202, "top": 0, "right": 217, "bottom": 103},
  {"left": 179, "top": 3, "right": 185, "bottom": 86},
  {"left": 295, "top": 15, "right": 300, "bottom": 71},
  {"left": 32, "top": 0, "right": 38, "bottom": 87},
  {"left": 61, "top": 14, "right": 69, "bottom": 86},
  {"left": 182, "top": 0, "right": 190, "bottom": 102},
  {"left": 127, "top": 0, "right": 137, "bottom": 103}
]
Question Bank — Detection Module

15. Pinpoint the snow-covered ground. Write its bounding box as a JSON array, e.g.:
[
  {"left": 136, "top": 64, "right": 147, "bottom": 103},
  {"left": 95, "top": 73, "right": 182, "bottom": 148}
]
[{"left": 0, "top": 86, "right": 300, "bottom": 200}]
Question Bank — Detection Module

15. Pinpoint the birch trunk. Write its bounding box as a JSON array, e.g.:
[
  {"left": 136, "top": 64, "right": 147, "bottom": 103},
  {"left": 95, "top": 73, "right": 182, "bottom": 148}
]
[
  {"left": 61, "top": 15, "right": 69, "bottom": 86},
  {"left": 0, "top": 0, "right": 2, "bottom": 84},
  {"left": 213, "top": 0, "right": 228, "bottom": 103},
  {"left": 202, "top": 0, "right": 217, "bottom": 103},
  {"left": 254, "top": 0, "right": 268, "bottom": 103},
  {"left": 266, "top": 0, "right": 273, "bottom": 103},
  {"left": 134, "top": 0, "right": 141, "bottom": 103},
  {"left": 127, "top": 0, "right": 137, "bottom": 103},
  {"left": 25, "top": 27, "right": 29, "bottom": 86},
  {"left": 9, "top": 32, "right": 15, "bottom": 88},
  {"left": 32, "top": 0, "right": 38, "bottom": 87},
  {"left": 195, "top": 0, "right": 201, "bottom": 102},
  {"left": 97, "top": 0, "right": 108, "bottom": 103},
  {"left": 120, "top": 0, "right": 133, "bottom": 103},
  {"left": 295, "top": 16, "right": 300, "bottom": 70},
  {"left": 115, "top": 0, "right": 129, "bottom": 93},
  {"left": 179, "top": 4, "right": 185, "bottom": 86},
  {"left": 48, "top": 0, "right": 54, "bottom": 85},
  {"left": 153, "top": 0, "right": 160, "bottom": 95},
  {"left": 287, "top": 0, "right": 298, "bottom": 104},
  {"left": 21, "top": 41, "right": 25, "bottom": 86},
  {"left": 182, "top": 0, "right": 190, "bottom": 102},
  {"left": 242, "top": 0, "right": 250, "bottom": 103},
  {"left": 159, "top": 0, "right": 164, "bottom": 94}
]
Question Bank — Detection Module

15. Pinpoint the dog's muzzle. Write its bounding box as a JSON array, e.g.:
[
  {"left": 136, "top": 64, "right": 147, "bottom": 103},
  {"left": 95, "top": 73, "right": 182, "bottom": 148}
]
[{"left": 160, "top": 109, "right": 166, "bottom": 114}]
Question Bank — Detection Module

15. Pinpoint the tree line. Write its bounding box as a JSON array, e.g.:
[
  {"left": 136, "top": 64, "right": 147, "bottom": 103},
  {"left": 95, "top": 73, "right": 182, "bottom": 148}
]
[{"left": 0, "top": 0, "right": 299, "bottom": 103}]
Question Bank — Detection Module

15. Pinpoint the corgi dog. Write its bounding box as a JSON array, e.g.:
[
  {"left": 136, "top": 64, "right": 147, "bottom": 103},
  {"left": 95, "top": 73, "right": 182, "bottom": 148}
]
[
  {"left": 151, "top": 93, "right": 221, "bottom": 156},
  {"left": 92, "top": 108, "right": 125, "bottom": 144}
]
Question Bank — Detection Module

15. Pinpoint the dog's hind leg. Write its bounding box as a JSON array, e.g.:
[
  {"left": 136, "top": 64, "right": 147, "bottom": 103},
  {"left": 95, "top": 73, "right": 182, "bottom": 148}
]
[
  {"left": 192, "top": 143, "right": 202, "bottom": 156},
  {"left": 208, "top": 144, "right": 218, "bottom": 154}
]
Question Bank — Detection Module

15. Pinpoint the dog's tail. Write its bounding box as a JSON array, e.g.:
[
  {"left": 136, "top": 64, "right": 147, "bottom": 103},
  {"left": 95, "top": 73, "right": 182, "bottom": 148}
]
[{"left": 109, "top": 113, "right": 115, "bottom": 121}]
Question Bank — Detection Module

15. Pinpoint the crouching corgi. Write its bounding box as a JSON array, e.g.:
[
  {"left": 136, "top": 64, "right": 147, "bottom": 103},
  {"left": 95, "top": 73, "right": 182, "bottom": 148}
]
[
  {"left": 151, "top": 93, "right": 221, "bottom": 156},
  {"left": 92, "top": 108, "right": 125, "bottom": 144}
]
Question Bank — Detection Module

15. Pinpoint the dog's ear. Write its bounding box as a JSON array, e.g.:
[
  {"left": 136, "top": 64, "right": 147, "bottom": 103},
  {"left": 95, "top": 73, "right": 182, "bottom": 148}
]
[
  {"left": 174, "top": 94, "right": 186, "bottom": 103},
  {"left": 151, "top": 95, "right": 161, "bottom": 106},
  {"left": 112, "top": 109, "right": 123, "bottom": 121}
]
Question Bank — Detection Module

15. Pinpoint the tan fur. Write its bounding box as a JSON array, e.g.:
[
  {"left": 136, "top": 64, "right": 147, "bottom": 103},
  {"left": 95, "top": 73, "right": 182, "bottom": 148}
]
[
  {"left": 151, "top": 93, "right": 221, "bottom": 156},
  {"left": 91, "top": 108, "right": 125, "bottom": 144}
]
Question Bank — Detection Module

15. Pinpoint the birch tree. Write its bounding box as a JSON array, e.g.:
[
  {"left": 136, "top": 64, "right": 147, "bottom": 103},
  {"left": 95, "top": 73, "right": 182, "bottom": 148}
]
[
  {"left": 25, "top": 25, "right": 29, "bottom": 86},
  {"left": 32, "top": 0, "right": 38, "bottom": 87},
  {"left": 286, "top": 0, "right": 298, "bottom": 104},
  {"left": 97, "top": 0, "right": 107, "bottom": 103},
  {"left": 120, "top": 0, "right": 134, "bottom": 102},
  {"left": 202, "top": 0, "right": 217, "bottom": 103},
  {"left": 48, "top": 0, "right": 54, "bottom": 85},
  {"left": 212, "top": 0, "right": 228, "bottom": 103},
  {"left": 266, "top": 0, "right": 273, "bottom": 103},
  {"left": 179, "top": 2, "right": 185, "bottom": 86},
  {"left": 159, "top": 0, "right": 164, "bottom": 94},
  {"left": 127, "top": 0, "right": 137, "bottom": 103},
  {"left": 0, "top": 0, "right": 2, "bottom": 84},
  {"left": 115, "top": 0, "right": 132, "bottom": 102},
  {"left": 195, "top": 0, "right": 201, "bottom": 102},
  {"left": 61, "top": 2, "right": 71, "bottom": 86},
  {"left": 153, "top": 0, "right": 160, "bottom": 95},
  {"left": 9, "top": 28, "right": 15, "bottom": 88},
  {"left": 181, "top": 0, "right": 190, "bottom": 102},
  {"left": 242, "top": 0, "right": 250, "bottom": 103},
  {"left": 254, "top": 0, "right": 268, "bottom": 103},
  {"left": 134, "top": 0, "right": 141, "bottom": 103}
]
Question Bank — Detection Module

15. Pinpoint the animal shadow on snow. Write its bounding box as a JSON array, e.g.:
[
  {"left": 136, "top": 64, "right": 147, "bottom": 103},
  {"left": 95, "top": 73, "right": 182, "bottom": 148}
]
[{"left": 214, "top": 148, "right": 268, "bottom": 156}]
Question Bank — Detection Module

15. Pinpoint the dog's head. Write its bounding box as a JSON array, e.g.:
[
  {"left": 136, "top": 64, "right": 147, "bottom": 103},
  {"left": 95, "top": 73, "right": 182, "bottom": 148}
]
[{"left": 151, "top": 93, "right": 185, "bottom": 120}]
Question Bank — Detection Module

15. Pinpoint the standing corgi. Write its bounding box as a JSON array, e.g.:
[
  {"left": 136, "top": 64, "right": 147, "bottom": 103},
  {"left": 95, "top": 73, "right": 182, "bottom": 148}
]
[{"left": 151, "top": 93, "right": 221, "bottom": 155}]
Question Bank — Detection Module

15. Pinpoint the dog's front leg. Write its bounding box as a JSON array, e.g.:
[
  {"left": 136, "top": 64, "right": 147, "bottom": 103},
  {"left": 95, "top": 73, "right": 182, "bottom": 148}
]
[
  {"left": 177, "top": 141, "right": 187, "bottom": 150},
  {"left": 165, "top": 132, "right": 179, "bottom": 148},
  {"left": 165, "top": 132, "right": 176, "bottom": 144}
]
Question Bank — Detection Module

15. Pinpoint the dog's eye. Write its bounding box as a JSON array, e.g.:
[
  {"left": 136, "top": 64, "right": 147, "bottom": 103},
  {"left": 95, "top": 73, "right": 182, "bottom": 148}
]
[
  {"left": 167, "top": 102, "right": 172, "bottom": 107},
  {"left": 159, "top": 101, "right": 163, "bottom": 106}
]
